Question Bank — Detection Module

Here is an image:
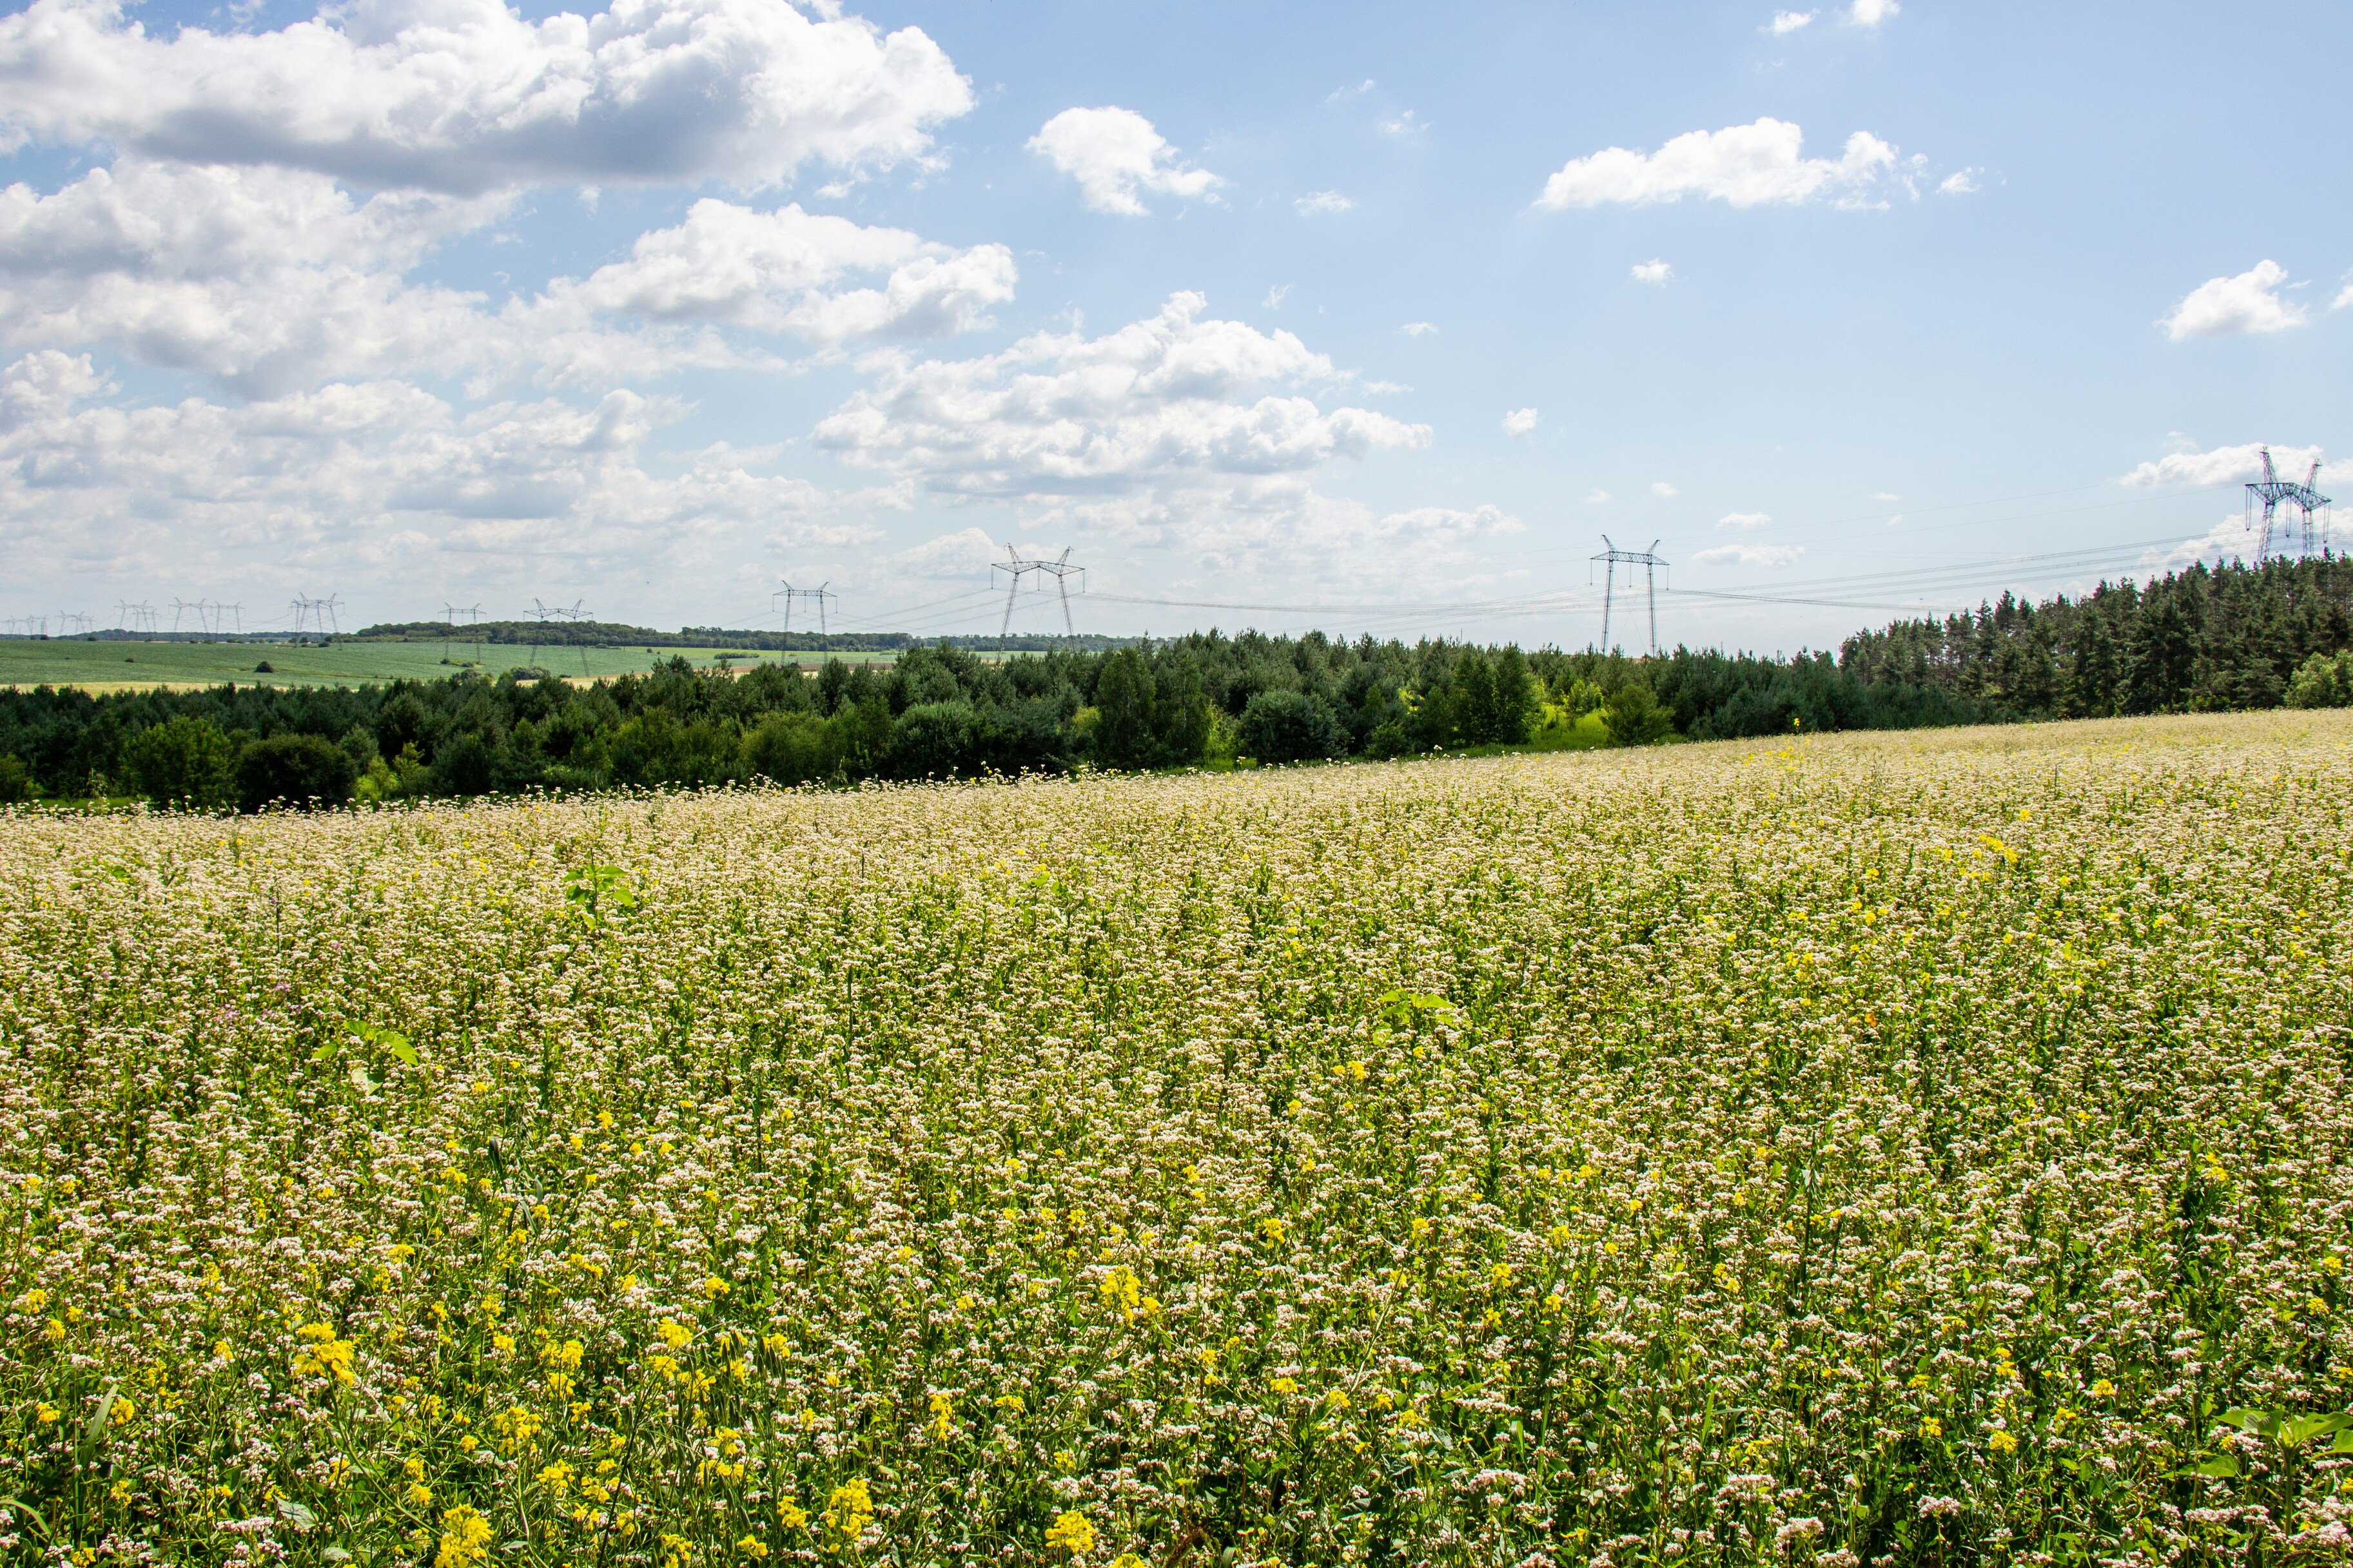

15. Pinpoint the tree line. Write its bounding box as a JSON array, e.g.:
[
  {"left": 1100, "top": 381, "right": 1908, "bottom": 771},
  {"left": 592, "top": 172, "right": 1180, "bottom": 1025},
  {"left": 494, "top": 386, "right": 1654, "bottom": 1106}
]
[{"left": 4, "top": 556, "right": 2350, "bottom": 809}]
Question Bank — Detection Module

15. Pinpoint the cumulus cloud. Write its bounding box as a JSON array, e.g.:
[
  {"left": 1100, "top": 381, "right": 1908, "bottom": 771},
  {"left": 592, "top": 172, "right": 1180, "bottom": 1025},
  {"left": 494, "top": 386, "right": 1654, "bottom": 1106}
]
[
  {"left": 1694, "top": 543, "right": 1803, "bottom": 566},
  {"left": 1848, "top": 0, "right": 1897, "bottom": 24},
  {"left": 1718, "top": 511, "right": 1772, "bottom": 529},
  {"left": 0, "top": 159, "right": 496, "bottom": 396},
  {"left": 2118, "top": 440, "right": 2347, "bottom": 489},
  {"left": 0, "top": 349, "right": 883, "bottom": 594},
  {"left": 0, "top": 0, "right": 971, "bottom": 196},
  {"left": 1630, "top": 259, "right": 1672, "bottom": 285},
  {"left": 536, "top": 200, "right": 1014, "bottom": 342},
  {"left": 1294, "top": 191, "right": 1354, "bottom": 216},
  {"left": 812, "top": 293, "right": 1446, "bottom": 564},
  {"left": 0, "top": 164, "right": 1013, "bottom": 394},
  {"left": 1399, "top": 322, "right": 1438, "bottom": 336},
  {"left": 1027, "top": 107, "right": 1222, "bottom": 216},
  {"left": 1586, "top": 488, "right": 1610, "bottom": 504},
  {"left": 2143, "top": 516, "right": 2258, "bottom": 573},
  {"left": 1770, "top": 10, "right": 1816, "bottom": 32},
  {"left": 1537, "top": 118, "right": 1900, "bottom": 210},
  {"left": 1501, "top": 407, "right": 1539, "bottom": 437},
  {"left": 1651, "top": 481, "right": 1677, "bottom": 498},
  {"left": 2162, "top": 261, "right": 2307, "bottom": 340},
  {"left": 2337, "top": 281, "right": 2353, "bottom": 311},
  {"left": 895, "top": 526, "right": 1002, "bottom": 578},
  {"left": 1938, "top": 169, "right": 1980, "bottom": 195}
]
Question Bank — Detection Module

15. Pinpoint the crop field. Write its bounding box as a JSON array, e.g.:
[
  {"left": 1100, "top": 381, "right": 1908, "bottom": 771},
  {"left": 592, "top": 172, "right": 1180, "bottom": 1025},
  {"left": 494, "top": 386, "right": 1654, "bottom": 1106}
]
[
  {"left": 3, "top": 713, "right": 2351, "bottom": 1567},
  {"left": 0, "top": 640, "right": 893, "bottom": 693}
]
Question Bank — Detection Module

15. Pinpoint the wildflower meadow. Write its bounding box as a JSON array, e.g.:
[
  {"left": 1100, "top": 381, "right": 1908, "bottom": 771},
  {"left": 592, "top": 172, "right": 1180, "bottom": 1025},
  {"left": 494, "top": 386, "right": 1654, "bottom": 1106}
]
[{"left": 3, "top": 711, "right": 2351, "bottom": 1568}]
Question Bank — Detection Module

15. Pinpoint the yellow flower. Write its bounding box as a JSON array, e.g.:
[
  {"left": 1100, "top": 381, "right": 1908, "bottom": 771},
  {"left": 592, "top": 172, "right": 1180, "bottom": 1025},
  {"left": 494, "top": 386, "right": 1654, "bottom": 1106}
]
[
  {"left": 1987, "top": 1428, "right": 2019, "bottom": 1455},
  {"left": 35, "top": 1402, "right": 59, "bottom": 1424},
  {"left": 17, "top": 1289, "right": 46, "bottom": 1312},
  {"left": 407, "top": 1482, "right": 434, "bottom": 1508},
  {"left": 1919, "top": 1417, "right": 1942, "bottom": 1439},
  {"left": 1045, "top": 1511, "right": 1097, "bottom": 1556},
  {"left": 436, "top": 1505, "right": 493, "bottom": 1568},
  {"left": 657, "top": 1318, "right": 693, "bottom": 1350},
  {"left": 736, "top": 1536, "right": 768, "bottom": 1560},
  {"left": 2091, "top": 1378, "right": 2116, "bottom": 1398},
  {"left": 823, "top": 1477, "right": 874, "bottom": 1547},
  {"left": 777, "top": 1497, "right": 810, "bottom": 1531}
]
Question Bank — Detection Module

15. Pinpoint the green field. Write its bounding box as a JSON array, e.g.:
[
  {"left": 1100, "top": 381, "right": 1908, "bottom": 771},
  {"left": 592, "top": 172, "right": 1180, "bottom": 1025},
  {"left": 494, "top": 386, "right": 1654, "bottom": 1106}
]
[
  {"left": 4, "top": 711, "right": 2350, "bottom": 1566},
  {"left": 0, "top": 638, "right": 902, "bottom": 692}
]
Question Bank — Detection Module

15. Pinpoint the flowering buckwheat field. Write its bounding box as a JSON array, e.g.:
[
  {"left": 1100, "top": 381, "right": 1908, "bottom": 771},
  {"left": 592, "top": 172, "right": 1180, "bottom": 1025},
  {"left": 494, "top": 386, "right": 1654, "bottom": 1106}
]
[{"left": 5, "top": 713, "right": 2352, "bottom": 1568}]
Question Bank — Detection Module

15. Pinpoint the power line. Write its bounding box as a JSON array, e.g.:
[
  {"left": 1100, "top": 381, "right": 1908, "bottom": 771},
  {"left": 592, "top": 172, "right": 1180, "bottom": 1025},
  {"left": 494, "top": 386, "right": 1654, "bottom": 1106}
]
[{"left": 992, "top": 546, "right": 1086, "bottom": 635}]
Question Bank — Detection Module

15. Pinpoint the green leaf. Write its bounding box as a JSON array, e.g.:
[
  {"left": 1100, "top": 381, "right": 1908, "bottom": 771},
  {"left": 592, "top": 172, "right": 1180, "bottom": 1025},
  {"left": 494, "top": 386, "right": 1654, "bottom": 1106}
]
[
  {"left": 2220, "top": 1407, "right": 2267, "bottom": 1435},
  {"left": 2188, "top": 1455, "right": 2241, "bottom": 1478},
  {"left": 276, "top": 1498, "right": 317, "bottom": 1531},
  {"left": 309, "top": 1041, "right": 338, "bottom": 1063},
  {"left": 380, "top": 1031, "right": 418, "bottom": 1067},
  {"left": 83, "top": 1381, "right": 120, "bottom": 1446},
  {"left": 2331, "top": 1430, "right": 2353, "bottom": 1454},
  {"left": 2279, "top": 1412, "right": 2352, "bottom": 1447},
  {"left": 322, "top": 1547, "right": 353, "bottom": 1563}
]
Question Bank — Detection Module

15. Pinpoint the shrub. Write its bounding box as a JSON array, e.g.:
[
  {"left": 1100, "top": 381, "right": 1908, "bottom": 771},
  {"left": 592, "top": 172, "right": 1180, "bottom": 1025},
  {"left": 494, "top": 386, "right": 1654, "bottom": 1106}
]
[
  {"left": 1601, "top": 679, "right": 1674, "bottom": 746},
  {"left": 234, "top": 732, "right": 358, "bottom": 811},
  {"left": 888, "top": 701, "right": 982, "bottom": 778},
  {"left": 124, "top": 715, "right": 235, "bottom": 808},
  {"left": 746, "top": 711, "right": 836, "bottom": 784},
  {"left": 1236, "top": 688, "right": 1347, "bottom": 764},
  {"left": 0, "top": 753, "right": 29, "bottom": 803},
  {"left": 2284, "top": 649, "right": 2353, "bottom": 709}
]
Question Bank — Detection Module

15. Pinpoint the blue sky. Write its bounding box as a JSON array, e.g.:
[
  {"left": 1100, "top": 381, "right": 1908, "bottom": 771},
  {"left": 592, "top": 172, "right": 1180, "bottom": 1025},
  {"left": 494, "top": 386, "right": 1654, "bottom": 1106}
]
[{"left": 2, "top": 0, "right": 2347, "bottom": 649}]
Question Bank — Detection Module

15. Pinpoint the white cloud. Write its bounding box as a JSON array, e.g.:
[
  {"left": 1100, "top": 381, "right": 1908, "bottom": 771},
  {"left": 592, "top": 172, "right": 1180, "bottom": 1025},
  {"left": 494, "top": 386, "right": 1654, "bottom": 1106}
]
[
  {"left": 1027, "top": 107, "right": 1222, "bottom": 217},
  {"left": 1264, "top": 284, "right": 1290, "bottom": 309},
  {"left": 1294, "top": 190, "right": 1354, "bottom": 216},
  {"left": 1871, "top": 490, "right": 1901, "bottom": 501},
  {"left": 1848, "top": 0, "right": 1898, "bottom": 24},
  {"left": 540, "top": 199, "right": 1014, "bottom": 342},
  {"left": 1399, "top": 322, "right": 1438, "bottom": 336},
  {"left": 1651, "top": 481, "right": 1677, "bottom": 498},
  {"left": 1718, "top": 511, "right": 1771, "bottom": 529},
  {"left": 1537, "top": 118, "right": 1900, "bottom": 210},
  {"left": 2118, "top": 441, "right": 2347, "bottom": 489},
  {"left": 2162, "top": 261, "right": 2307, "bottom": 340},
  {"left": 0, "top": 350, "right": 883, "bottom": 594},
  {"left": 1630, "top": 258, "right": 1672, "bottom": 285},
  {"left": 1325, "top": 80, "right": 1375, "bottom": 104},
  {"left": 2336, "top": 281, "right": 2353, "bottom": 311},
  {"left": 1938, "top": 169, "right": 1980, "bottom": 195},
  {"left": 812, "top": 293, "right": 1446, "bottom": 565},
  {"left": 1694, "top": 543, "right": 1804, "bottom": 566},
  {"left": 0, "top": 158, "right": 496, "bottom": 396},
  {"left": 895, "top": 526, "right": 1001, "bottom": 578},
  {"left": 0, "top": 165, "right": 1013, "bottom": 394},
  {"left": 2143, "top": 515, "right": 2256, "bottom": 572},
  {"left": 1382, "top": 111, "right": 1427, "bottom": 136},
  {"left": 0, "top": 0, "right": 971, "bottom": 196},
  {"left": 1770, "top": 10, "right": 1816, "bottom": 33},
  {"left": 1501, "top": 407, "right": 1539, "bottom": 437},
  {"left": 1586, "top": 488, "right": 1610, "bottom": 504}
]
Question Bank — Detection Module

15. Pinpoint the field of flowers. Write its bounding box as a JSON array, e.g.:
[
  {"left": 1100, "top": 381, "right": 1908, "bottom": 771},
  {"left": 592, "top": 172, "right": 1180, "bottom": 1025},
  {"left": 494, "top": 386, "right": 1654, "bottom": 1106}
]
[{"left": 3, "top": 711, "right": 2352, "bottom": 1568}]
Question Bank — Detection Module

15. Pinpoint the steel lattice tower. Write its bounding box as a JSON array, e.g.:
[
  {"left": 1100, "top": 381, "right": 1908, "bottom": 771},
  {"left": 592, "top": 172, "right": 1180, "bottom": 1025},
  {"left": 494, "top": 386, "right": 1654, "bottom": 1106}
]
[
  {"left": 1590, "top": 536, "right": 1668, "bottom": 655},
  {"left": 2247, "top": 447, "right": 2333, "bottom": 559}
]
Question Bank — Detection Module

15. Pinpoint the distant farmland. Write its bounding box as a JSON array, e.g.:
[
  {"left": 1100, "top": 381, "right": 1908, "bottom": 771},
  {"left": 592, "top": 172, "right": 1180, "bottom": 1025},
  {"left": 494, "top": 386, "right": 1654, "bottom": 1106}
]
[{"left": 0, "top": 638, "right": 903, "bottom": 693}]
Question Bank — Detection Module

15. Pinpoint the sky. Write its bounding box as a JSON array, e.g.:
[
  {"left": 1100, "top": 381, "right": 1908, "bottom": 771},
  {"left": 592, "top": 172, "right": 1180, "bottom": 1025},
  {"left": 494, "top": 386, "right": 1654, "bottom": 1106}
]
[{"left": 1, "top": 0, "right": 2348, "bottom": 651}]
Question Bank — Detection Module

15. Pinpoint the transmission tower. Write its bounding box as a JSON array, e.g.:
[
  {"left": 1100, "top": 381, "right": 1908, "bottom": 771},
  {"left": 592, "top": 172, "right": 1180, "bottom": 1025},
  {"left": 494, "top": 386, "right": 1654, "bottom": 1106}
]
[
  {"left": 221, "top": 601, "right": 243, "bottom": 636},
  {"left": 2247, "top": 447, "right": 2333, "bottom": 559},
  {"left": 561, "top": 603, "right": 594, "bottom": 676},
  {"left": 1590, "top": 536, "right": 1668, "bottom": 655},
  {"left": 993, "top": 546, "right": 1085, "bottom": 636},
  {"left": 775, "top": 580, "right": 837, "bottom": 636}
]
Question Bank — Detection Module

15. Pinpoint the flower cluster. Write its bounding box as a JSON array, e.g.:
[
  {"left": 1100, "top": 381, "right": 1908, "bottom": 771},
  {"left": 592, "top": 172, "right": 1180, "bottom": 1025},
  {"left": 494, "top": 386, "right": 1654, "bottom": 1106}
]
[{"left": 2, "top": 713, "right": 2351, "bottom": 1567}]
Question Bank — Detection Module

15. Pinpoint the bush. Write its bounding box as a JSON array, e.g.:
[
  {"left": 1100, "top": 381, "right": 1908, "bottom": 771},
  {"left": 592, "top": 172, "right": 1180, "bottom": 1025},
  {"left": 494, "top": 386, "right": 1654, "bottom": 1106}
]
[
  {"left": 235, "top": 733, "right": 358, "bottom": 811},
  {"left": 746, "top": 711, "right": 836, "bottom": 784},
  {"left": 0, "top": 753, "right": 29, "bottom": 804},
  {"left": 124, "top": 715, "right": 236, "bottom": 808},
  {"left": 888, "top": 701, "right": 982, "bottom": 777},
  {"left": 1602, "top": 679, "right": 1675, "bottom": 746},
  {"left": 1236, "top": 688, "right": 1347, "bottom": 764},
  {"left": 2284, "top": 649, "right": 2353, "bottom": 709}
]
